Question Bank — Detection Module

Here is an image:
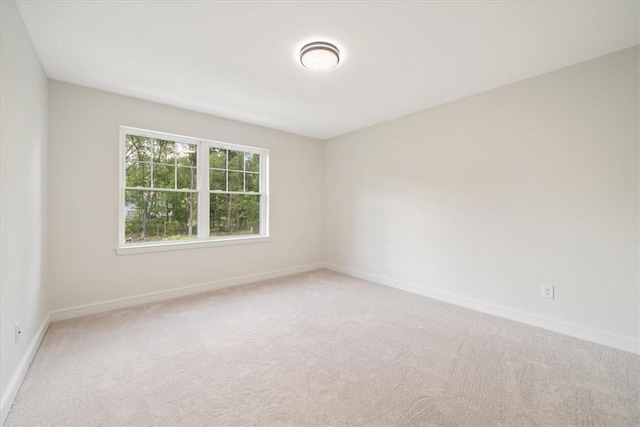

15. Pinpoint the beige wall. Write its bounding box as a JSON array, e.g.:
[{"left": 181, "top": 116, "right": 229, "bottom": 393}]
[
  {"left": 48, "top": 81, "right": 323, "bottom": 311},
  {"left": 324, "top": 47, "right": 639, "bottom": 344},
  {"left": 0, "top": 0, "right": 50, "bottom": 413}
]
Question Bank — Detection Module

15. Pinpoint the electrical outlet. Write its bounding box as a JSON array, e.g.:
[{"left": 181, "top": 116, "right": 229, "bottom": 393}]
[
  {"left": 15, "top": 322, "right": 21, "bottom": 345},
  {"left": 356, "top": 250, "right": 363, "bottom": 261},
  {"left": 541, "top": 284, "right": 554, "bottom": 299},
  {"left": 209, "top": 259, "right": 217, "bottom": 269}
]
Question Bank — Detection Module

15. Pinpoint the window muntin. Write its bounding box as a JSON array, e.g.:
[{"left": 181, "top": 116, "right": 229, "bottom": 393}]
[
  {"left": 208, "top": 147, "right": 262, "bottom": 237},
  {"left": 119, "top": 127, "right": 268, "bottom": 249}
]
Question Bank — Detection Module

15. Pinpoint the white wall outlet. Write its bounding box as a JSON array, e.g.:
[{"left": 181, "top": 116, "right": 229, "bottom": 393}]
[
  {"left": 355, "top": 250, "right": 363, "bottom": 261},
  {"left": 541, "top": 284, "right": 554, "bottom": 299},
  {"left": 15, "top": 322, "right": 22, "bottom": 345},
  {"left": 209, "top": 259, "right": 217, "bottom": 269}
]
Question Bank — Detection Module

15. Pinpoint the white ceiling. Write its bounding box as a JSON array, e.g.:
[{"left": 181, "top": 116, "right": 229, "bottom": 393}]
[{"left": 16, "top": 1, "right": 640, "bottom": 140}]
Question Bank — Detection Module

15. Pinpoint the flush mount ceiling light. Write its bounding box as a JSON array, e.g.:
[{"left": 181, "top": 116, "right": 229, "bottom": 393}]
[{"left": 299, "top": 42, "right": 340, "bottom": 72}]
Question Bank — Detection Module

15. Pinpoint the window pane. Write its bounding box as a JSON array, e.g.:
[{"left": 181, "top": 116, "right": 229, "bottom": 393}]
[
  {"left": 152, "top": 164, "right": 175, "bottom": 189},
  {"left": 228, "top": 150, "right": 243, "bottom": 171},
  {"left": 126, "top": 135, "right": 152, "bottom": 163},
  {"left": 153, "top": 139, "right": 176, "bottom": 165},
  {"left": 210, "top": 148, "right": 227, "bottom": 169},
  {"left": 124, "top": 190, "right": 198, "bottom": 243},
  {"left": 244, "top": 152, "right": 260, "bottom": 172},
  {"left": 210, "top": 194, "right": 260, "bottom": 237},
  {"left": 126, "top": 161, "right": 150, "bottom": 188},
  {"left": 176, "top": 142, "right": 197, "bottom": 167},
  {"left": 228, "top": 171, "right": 243, "bottom": 191},
  {"left": 246, "top": 172, "right": 259, "bottom": 192},
  {"left": 210, "top": 169, "right": 226, "bottom": 191},
  {"left": 176, "top": 166, "right": 197, "bottom": 190}
]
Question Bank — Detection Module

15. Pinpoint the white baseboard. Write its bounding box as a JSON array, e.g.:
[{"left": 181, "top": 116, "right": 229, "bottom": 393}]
[
  {"left": 3, "top": 261, "right": 636, "bottom": 426},
  {"left": 50, "top": 263, "right": 324, "bottom": 322},
  {"left": 324, "top": 263, "right": 639, "bottom": 355},
  {"left": 2, "top": 263, "right": 323, "bottom": 425},
  {"left": 1, "top": 315, "right": 50, "bottom": 425}
]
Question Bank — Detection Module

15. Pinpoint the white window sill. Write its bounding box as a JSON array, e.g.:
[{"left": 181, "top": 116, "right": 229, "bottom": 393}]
[{"left": 116, "top": 235, "right": 270, "bottom": 255}]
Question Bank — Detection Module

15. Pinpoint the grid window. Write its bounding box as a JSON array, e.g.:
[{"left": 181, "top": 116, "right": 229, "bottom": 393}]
[
  {"left": 120, "top": 127, "right": 268, "bottom": 249},
  {"left": 208, "top": 148, "right": 263, "bottom": 237}
]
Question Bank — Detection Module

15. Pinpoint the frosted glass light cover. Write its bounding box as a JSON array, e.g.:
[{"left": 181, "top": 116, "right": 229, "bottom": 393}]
[{"left": 300, "top": 42, "right": 340, "bottom": 72}]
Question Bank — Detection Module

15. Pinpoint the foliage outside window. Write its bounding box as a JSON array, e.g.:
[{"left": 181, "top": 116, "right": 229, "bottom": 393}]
[{"left": 119, "top": 126, "right": 268, "bottom": 252}]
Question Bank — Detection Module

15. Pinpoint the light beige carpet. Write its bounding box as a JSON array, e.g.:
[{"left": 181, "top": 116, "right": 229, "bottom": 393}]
[{"left": 5, "top": 270, "right": 639, "bottom": 426}]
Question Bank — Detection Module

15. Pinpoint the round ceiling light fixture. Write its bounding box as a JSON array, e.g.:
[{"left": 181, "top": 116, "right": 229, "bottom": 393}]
[{"left": 299, "top": 41, "right": 340, "bottom": 72}]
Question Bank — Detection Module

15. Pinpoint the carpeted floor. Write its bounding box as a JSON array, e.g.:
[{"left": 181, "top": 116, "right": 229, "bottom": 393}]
[{"left": 5, "top": 269, "right": 639, "bottom": 426}]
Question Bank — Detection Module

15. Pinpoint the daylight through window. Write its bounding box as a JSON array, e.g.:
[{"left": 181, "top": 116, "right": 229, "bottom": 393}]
[{"left": 119, "top": 127, "right": 268, "bottom": 251}]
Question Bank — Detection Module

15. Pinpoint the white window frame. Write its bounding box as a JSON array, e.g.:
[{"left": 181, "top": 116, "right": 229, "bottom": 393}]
[{"left": 117, "top": 126, "right": 269, "bottom": 255}]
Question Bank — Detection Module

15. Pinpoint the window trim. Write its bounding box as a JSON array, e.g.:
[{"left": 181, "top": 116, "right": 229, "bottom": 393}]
[{"left": 117, "top": 126, "right": 269, "bottom": 255}]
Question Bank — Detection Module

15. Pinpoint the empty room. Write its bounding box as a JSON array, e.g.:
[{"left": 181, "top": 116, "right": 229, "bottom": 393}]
[{"left": 1, "top": 0, "right": 639, "bottom": 425}]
